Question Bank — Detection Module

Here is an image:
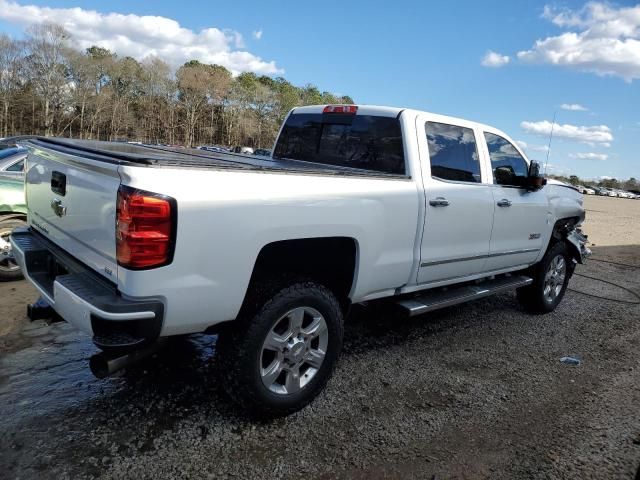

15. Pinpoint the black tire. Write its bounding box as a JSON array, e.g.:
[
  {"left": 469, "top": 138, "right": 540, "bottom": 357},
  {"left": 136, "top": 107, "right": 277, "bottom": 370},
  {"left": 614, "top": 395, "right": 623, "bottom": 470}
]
[
  {"left": 217, "top": 279, "right": 344, "bottom": 416},
  {"left": 517, "top": 241, "right": 571, "bottom": 313},
  {"left": 0, "top": 217, "right": 26, "bottom": 282}
]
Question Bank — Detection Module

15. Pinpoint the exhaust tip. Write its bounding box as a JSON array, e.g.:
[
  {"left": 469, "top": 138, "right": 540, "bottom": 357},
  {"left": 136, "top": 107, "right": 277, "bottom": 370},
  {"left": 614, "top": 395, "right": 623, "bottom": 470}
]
[
  {"left": 89, "top": 353, "right": 111, "bottom": 379},
  {"left": 89, "top": 340, "right": 167, "bottom": 379}
]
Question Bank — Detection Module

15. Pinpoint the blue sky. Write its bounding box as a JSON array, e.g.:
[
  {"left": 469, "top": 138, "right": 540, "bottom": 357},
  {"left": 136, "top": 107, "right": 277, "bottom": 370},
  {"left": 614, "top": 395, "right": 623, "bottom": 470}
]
[{"left": 1, "top": 0, "right": 638, "bottom": 181}]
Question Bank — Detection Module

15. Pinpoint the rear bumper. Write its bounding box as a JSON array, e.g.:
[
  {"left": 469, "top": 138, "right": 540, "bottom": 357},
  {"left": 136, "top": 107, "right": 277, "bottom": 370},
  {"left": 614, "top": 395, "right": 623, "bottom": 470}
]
[{"left": 10, "top": 228, "right": 164, "bottom": 350}]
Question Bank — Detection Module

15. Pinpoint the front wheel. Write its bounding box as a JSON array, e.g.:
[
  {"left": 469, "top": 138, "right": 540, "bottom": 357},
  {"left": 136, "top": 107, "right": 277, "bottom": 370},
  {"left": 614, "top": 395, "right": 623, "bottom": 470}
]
[
  {"left": 217, "top": 280, "right": 344, "bottom": 416},
  {"left": 0, "top": 217, "right": 26, "bottom": 282},
  {"left": 517, "top": 241, "right": 571, "bottom": 313}
]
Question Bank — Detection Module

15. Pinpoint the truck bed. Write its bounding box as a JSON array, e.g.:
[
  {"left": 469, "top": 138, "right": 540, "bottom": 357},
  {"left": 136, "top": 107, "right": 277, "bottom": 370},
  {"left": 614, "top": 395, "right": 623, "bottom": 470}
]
[{"left": 20, "top": 137, "right": 403, "bottom": 178}]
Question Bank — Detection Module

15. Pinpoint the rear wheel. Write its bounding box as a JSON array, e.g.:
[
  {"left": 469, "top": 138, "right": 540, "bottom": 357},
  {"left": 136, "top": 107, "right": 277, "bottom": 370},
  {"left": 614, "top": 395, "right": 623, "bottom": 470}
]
[
  {"left": 217, "top": 280, "right": 343, "bottom": 416},
  {"left": 517, "top": 241, "right": 571, "bottom": 313},
  {"left": 0, "top": 217, "right": 26, "bottom": 282}
]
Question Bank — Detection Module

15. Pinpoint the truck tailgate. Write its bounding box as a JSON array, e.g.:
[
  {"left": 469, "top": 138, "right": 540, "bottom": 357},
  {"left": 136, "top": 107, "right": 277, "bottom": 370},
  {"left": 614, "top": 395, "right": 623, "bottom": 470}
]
[{"left": 25, "top": 144, "right": 120, "bottom": 282}]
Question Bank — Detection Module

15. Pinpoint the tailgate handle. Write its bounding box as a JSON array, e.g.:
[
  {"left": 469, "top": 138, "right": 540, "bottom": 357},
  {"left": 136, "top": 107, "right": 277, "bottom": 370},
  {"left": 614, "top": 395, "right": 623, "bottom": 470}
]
[{"left": 51, "top": 171, "right": 66, "bottom": 196}]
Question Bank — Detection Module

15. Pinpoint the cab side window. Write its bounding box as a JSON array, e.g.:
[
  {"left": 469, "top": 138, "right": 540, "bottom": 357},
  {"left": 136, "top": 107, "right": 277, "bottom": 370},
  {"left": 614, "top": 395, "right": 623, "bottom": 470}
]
[
  {"left": 484, "top": 132, "right": 528, "bottom": 187},
  {"left": 425, "top": 122, "right": 481, "bottom": 183}
]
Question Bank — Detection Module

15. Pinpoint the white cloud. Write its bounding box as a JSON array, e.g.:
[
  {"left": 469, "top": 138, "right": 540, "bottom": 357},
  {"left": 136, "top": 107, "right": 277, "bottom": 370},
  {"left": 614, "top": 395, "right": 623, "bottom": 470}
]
[
  {"left": 517, "top": 3, "right": 640, "bottom": 82},
  {"left": 516, "top": 140, "right": 549, "bottom": 153},
  {"left": 545, "top": 163, "right": 571, "bottom": 176},
  {"left": 520, "top": 120, "right": 613, "bottom": 145},
  {"left": 481, "top": 50, "right": 510, "bottom": 67},
  {"left": 569, "top": 152, "right": 608, "bottom": 160},
  {"left": 252, "top": 29, "right": 263, "bottom": 40},
  {"left": 0, "top": 0, "right": 282, "bottom": 75},
  {"left": 560, "top": 103, "right": 588, "bottom": 111}
]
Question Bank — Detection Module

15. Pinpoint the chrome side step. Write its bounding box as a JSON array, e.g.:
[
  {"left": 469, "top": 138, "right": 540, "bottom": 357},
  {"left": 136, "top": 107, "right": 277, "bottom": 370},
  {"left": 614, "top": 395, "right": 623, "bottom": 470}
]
[{"left": 396, "top": 274, "right": 533, "bottom": 317}]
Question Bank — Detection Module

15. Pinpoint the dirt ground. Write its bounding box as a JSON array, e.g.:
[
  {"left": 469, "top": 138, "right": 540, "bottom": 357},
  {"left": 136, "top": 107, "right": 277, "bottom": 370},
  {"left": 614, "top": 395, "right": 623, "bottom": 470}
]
[{"left": 0, "top": 195, "right": 639, "bottom": 479}]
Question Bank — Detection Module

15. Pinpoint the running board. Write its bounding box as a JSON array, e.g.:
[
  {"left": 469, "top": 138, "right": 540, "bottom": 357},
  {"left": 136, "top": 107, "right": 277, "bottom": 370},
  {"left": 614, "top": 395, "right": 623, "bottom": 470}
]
[{"left": 396, "top": 274, "right": 533, "bottom": 317}]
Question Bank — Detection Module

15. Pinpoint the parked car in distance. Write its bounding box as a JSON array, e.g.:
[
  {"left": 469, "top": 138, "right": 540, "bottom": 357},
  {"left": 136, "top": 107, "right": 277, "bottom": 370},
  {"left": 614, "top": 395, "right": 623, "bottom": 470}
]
[
  {"left": 198, "top": 146, "right": 230, "bottom": 153},
  {"left": 231, "top": 146, "right": 254, "bottom": 154},
  {"left": 0, "top": 174, "right": 27, "bottom": 281},
  {"left": 11, "top": 104, "right": 590, "bottom": 415},
  {"left": 253, "top": 149, "right": 272, "bottom": 157},
  {"left": 620, "top": 190, "right": 635, "bottom": 199},
  {"left": 0, "top": 146, "right": 27, "bottom": 179},
  {"left": 576, "top": 185, "right": 595, "bottom": 195}
]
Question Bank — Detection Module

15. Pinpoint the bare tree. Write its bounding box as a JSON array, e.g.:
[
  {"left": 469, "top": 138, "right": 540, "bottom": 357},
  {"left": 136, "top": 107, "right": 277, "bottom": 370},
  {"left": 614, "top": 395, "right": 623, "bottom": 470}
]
[
  {"left": 177, "top": 61, "right": 231, "bottom": 147},
  {"left": 0, "top": 35, "right": 25, "bottom": 137},
  {"left": 139, "top": 57, "right": 174, "bottom": 144},
  {"left": 24, "top": 23, "right": 70, "bottom": 136}
]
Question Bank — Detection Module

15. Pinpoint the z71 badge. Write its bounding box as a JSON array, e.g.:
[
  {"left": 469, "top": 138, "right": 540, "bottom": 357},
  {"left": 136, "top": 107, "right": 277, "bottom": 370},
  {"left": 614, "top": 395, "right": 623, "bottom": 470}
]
[{"left": 529, "top": 233, "right": 541, "bottom": 240}]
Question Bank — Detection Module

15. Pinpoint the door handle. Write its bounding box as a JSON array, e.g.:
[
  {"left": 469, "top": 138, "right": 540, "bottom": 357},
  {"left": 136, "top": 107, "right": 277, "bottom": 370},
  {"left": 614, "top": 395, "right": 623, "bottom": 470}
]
[
  {"left": 497, "top": 199, "right": 512, "bottom": 207},
  {"left": 429, "top": 197, "right": 450, "bottom": 207}
]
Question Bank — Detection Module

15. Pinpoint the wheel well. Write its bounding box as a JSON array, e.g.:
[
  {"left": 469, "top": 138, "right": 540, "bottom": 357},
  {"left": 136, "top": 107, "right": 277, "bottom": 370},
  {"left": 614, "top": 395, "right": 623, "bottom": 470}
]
[{"left": 248, "top": 237, "right": 358, "bottom": 306}]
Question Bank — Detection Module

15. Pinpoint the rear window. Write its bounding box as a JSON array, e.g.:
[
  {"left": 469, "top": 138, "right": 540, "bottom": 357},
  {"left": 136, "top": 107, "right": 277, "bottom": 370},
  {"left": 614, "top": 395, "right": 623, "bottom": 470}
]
[{"left": 273, "top": 113, "right": 405, "bottom": 175}]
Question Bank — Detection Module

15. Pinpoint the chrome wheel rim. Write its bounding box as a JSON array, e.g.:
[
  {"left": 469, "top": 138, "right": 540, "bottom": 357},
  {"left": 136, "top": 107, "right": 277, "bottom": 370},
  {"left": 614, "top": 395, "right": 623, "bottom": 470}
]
[
  {"left": 543, "top": 254, "right": 566, "bottom": 303},
  {"left": 0, "top": 229, "right": 19, "bottom": 273},
  {"left": 260, "top": 306, "right": 329, "bottom": 395}
]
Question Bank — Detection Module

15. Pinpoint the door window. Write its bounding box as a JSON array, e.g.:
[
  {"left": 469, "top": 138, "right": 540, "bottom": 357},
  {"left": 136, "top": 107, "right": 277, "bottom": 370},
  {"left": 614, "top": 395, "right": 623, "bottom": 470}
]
[
  {"left": 484, "top": 133, "right": 528, "bottom": 187},
  {"left": 425, "top": 122, "right": 481, "bottom": 183}
]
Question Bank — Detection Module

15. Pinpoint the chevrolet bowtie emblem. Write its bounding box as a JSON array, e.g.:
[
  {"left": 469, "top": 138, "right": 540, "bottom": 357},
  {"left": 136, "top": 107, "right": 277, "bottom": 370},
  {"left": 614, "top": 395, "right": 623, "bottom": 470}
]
[{"left": 51, "top": 198, "right": 67, "bottom": 217}]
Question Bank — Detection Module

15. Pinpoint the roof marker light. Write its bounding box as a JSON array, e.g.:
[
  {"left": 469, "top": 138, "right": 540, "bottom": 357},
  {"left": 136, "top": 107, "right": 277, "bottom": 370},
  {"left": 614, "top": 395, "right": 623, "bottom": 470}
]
[{"left": 323, "top": 105, "right": 358, "bottom": 114}]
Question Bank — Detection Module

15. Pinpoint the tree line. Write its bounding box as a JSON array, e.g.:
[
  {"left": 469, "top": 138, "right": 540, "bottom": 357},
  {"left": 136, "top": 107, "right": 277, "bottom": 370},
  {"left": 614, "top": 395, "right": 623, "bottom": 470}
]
[
  {"left": 550, "top": 174, "right": 638, "bottom": 191},
  {"left": 0, "top": 23, "right": 354, "bottom": 148}
]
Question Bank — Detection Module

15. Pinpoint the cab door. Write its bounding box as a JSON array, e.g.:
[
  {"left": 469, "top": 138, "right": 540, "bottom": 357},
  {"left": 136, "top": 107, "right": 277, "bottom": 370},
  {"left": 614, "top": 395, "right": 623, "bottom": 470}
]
[
  {"left": 417, "top": 117, "right": 494, "bottom": 284},
  {"left": 481, "top": 132, "right": 550, "bottom": 271}
]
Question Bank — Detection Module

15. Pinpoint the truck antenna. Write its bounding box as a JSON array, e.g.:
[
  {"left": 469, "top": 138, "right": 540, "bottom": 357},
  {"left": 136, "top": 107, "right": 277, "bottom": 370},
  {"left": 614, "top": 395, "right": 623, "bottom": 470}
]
[{"left": 544, "top": 111, "right": 557, "bottom": 175}]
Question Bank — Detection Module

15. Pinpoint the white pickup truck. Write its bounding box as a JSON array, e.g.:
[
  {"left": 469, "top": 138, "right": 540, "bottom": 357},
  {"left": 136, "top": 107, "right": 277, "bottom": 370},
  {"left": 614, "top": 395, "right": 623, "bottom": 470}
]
[{"left": 11, "top": 105, "right": 589, "bottom": 415}]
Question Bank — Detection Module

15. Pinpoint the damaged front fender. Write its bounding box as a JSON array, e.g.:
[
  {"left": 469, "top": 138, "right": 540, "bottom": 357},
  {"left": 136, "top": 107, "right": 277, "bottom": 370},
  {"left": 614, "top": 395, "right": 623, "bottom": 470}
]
[{"left": 566, "top": 228, "right": 591, "bottom": 264}]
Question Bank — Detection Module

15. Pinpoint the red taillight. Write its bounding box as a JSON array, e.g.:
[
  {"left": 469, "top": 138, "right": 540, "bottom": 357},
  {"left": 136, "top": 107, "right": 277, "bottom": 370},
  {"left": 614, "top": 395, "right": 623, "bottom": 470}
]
[
  {"left": 116, "top": 186, "right": 175, "bottom": 269},
  {"left": 323, "top": 105, "right": 358, "bottom": 114}
]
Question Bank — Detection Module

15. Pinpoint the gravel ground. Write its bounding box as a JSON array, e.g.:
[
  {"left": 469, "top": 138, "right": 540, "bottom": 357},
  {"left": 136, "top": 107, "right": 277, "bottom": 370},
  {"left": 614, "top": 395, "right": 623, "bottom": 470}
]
[{"left": 1, "top": 196, "right": 639, "bottom": 479}]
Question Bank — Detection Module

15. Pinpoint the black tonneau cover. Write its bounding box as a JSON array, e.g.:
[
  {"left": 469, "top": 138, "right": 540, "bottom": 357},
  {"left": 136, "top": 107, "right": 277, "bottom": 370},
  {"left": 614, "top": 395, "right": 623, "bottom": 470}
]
[
  {"left": 9, "top": 136, "right": 405, "bottom": 178},
  {"left": 21, "top": 137, "right": 281, "bottom": 169}
]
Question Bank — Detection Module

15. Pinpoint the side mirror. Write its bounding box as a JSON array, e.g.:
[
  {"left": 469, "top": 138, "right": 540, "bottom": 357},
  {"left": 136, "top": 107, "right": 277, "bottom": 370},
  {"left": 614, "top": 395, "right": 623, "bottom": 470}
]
[
  {"left": 495, "top": 165, "right": 516, "bottom": 185},
  {"left": 526, "top": 160, "right": 546, "bottom": 191}
]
